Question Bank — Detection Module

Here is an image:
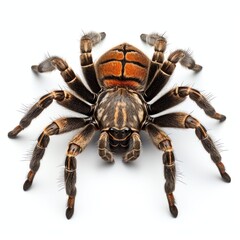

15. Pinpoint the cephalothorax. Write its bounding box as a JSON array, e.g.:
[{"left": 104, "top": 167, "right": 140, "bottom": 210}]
[{"left": 8, "top": 32, "right": 231, "bottom": 219}]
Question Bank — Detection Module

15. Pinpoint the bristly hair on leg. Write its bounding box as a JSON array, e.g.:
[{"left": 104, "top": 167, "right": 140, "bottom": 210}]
[
  {"left": 179, "top": 49, "right": 194, "bottom": 69},
  {"left": 43, "top": 52, "right": 51, "bottom": 60},
  {"left": 21, "top": 150, "right": 32, "bottom": 162},
  {"left": 176, "top": 172, "right": 186, "bottom": 185},
  {"left": 81, "top": 29, "right": 86, "bottom": 36},
  {"left": 18, "top": 103, "right": 31, "bottom": 115},
  {"left": 56, "top": 165, "right": 65, "bottom": 192},
  {"left": 140, "top": 32, "right": 167, "bottom": 46},
  {"left": 214, "top": 139, "right": 228, "bottom": 153},
  {"left": 21, "top": 142, "right": 36, "bottom": 162},
  {"left": 175, "top": 157, "right": 186, "bottom": 185},
  {"left": 200, "top": 90, "right": 216, "bottom": 102}
]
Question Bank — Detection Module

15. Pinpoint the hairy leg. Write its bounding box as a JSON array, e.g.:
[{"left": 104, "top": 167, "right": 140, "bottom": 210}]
[
  {"left": 148, "top": 86, "right": 226, "bottom": 122},
  {"left": 65, "top": 123, "right": 96, "bottom": 219},
  {"left": 8, "top": 90, "right": 92, "bottom": 138},
  {"left": 142, "top": 34, "right": 202, "bottom": 102},
  {"left": 23, "top": 117, "right": 89, "bottom": 190},
  {"left": 146, "top": 123, "right": 178, "bottom": 217},
  {"left": 140, "top": 33, "right": 167, "bottom": 87},
  {"left": 80, "top": 32, "right": 106, "bottom": 93},
  {"left": 153, "top": 112, "right": 231, "bottom": 182},
  {"left": 32, "top": 56, "right": 96, "bottom": 103}
]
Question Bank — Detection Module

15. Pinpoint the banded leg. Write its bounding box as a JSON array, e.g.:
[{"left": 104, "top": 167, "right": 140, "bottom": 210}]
[
  {"left": 141, "top": 33, "right": 167, "bottom": 87},
  {"left": 146, "top": 123, "right": 178, "bottom": 217},
  {"left": 148, "top": 86, "right": 226, "bottom": 122},
  {"left": 65, "top": 123, "right": 96, "bottom": 219},
  {"left": 8, "top": 90, "right": 92, "bottom": 138},
  {"left": 144, "top": 49, "right": 202, "bottom": 102},
  {"left": 98, "top": 131, "right": 114, "bottom": 163},
  {"left": 123, "top": 132, "right": 141, "bottom": 163},
  {"left": 153, "top": 113, "right": 231, "bottom": 182},
  {"left": 32, "top": 57, "right": 96, "bottom": 103},
  {"left": 141, "top": 33, "right": 167, "bottom": 65},
  {"left": 23, "top": 117, "right": 89, "bottom": 191},
  {"left": 80, "top": 32, "right": 106, "bottom": 93}
]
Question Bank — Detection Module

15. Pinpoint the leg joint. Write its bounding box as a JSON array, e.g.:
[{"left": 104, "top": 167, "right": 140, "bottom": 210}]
[
  {"left": 52, "top": 90, "right": 66, "bottom": 101},
  {"left": 44, "top": 122, "right": 59, "bottom": 135},
  {"left": 38, "top": 90, "right": 65, "bottom": 108},
  {"left": 159, "top": 139, "right": 173, "bottom": 152},
  {"left": 184, "top": 115, "right": 200, "bottom": 128},
  {"left": 65, "top": 156, "right": 77, "bottom": 171},
  {"left": 60, "top": 68, "right": 76, "bottom": 82},
  {"left": 168, "top": 50, "right": 185, "bottom": 64},
  {"left": 37, "top": 132, "right": 50, "bottom": 148},
  {"left": 163, "top": 151, "right": 175, "bottom": 165},
  {"left": 176, "top": 86, "right": 191, "bottom": 97},
  {"left": 67, "top": 143, "right": 82, "bottom": 157},
  {"left": 51, "top": 57, "right": 68, "bottom": 71},
  {"left": 152, "top": 52, "right": 164, "bottom": 63},
  {"left": 195, "top": 125, "right": 208, "bottom": 140},
  {"left": 185, "top": 116, "right": 208, "bottom": 139},
  {"left": 161, "top": 61, "right": 176, "bottom": 75},
  {"left": 80, "top": 53, "right": 93, "bottom": 66}
]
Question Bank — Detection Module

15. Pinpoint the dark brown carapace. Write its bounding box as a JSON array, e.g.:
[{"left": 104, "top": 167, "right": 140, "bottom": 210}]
[{"left": 8, "top": 31, "right": 230, "bottom": 219}]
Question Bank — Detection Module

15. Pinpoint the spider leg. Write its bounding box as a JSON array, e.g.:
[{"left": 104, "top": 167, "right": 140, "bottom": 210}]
[
  {"left": 142, "top": 33, "right": 202, "bottom": 102},
  {"left": 8, "top": 90, "right": 92, "bottom": 138},
  {"left": 144, "top": 50, "right": 202, "bottom": 101},
  {"left": 123, "top": 132, "right": 141, "bottom": 163},
  {"left": 80, "top": 31, "right": 106, "bottom": 93},
  {"left": 98, "top": 131, "right": 114, "bottom": 163},
  {"left": 146, "top": 123, "right": 178, "bottom": 217},
  {"left": 140, "top": 33, "right": 167, "bottom": 88},
  {"left": 153, "top": 112, "right": 231, "bottom": 182},
  {"left": 148, "top": 86, "right": 226, "bottom": 122},
  {"left": 32, "top": 57, "right": 96, "bottom": 103},
  {"left": 65, "top": 123, "right": 96, "bottom": 219},
  {"left": 23, "top": 117, "right": 89, "bottom": 191}
]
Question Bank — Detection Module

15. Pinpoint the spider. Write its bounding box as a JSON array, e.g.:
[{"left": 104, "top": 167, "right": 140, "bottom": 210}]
[{"left": 8, "top": 31, "right": 231, "bottom": 219}]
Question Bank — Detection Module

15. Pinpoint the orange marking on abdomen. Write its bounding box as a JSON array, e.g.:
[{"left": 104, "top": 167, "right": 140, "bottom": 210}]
[
  {"left": 98, "top": 61, "right": 122, "bottom": 79},
  {"left": 103, "top": 79, "right": 141, "bottom": 89},
  {"left": 124, "top": 63, "right": 147, "bottom": 81},
  {"left": 126, "top": 52, "right": 149, "bottom": 66},
  {"left": 99, "top": 50, "right": 124, "bottom": 62}
]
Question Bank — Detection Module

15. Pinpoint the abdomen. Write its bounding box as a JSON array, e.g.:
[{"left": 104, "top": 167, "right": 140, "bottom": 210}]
[{"left": 96, "top": 43, "right": 150, "bottom": 90}]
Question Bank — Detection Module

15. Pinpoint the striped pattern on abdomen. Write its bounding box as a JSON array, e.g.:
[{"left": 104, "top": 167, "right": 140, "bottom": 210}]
[{"left": 96, "top": 43, "right": 150, "bottom": 90}]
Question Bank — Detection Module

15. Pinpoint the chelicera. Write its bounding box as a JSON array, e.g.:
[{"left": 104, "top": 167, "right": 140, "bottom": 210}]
[{"left": 8, "top": 32, "right": 231, "bottom": 219}]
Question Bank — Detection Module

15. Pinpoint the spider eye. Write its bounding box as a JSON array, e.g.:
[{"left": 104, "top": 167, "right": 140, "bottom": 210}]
[
  {"left": 109, "top": 127, "right": 131, "bottom": 140},
  {"left": 121, "top": 128, "right": 130, "bottom": 134},
  {"left": 109, "top": 127, "right": 117, "bottom": 133}
]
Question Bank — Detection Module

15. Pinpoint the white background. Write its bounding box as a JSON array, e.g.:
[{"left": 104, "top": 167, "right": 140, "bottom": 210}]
[{"left": 1, "top": 0, "right": 239, "bottom": 239}]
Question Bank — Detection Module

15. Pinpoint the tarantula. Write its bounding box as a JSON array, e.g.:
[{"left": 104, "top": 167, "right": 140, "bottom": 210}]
[{"left": 8, "top": 31, "right": 231, "bottom": 219}]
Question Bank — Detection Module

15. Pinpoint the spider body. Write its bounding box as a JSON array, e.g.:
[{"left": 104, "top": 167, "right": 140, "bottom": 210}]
[{"left": 8, "top": 32, "right": 230, "bottom": 219}]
